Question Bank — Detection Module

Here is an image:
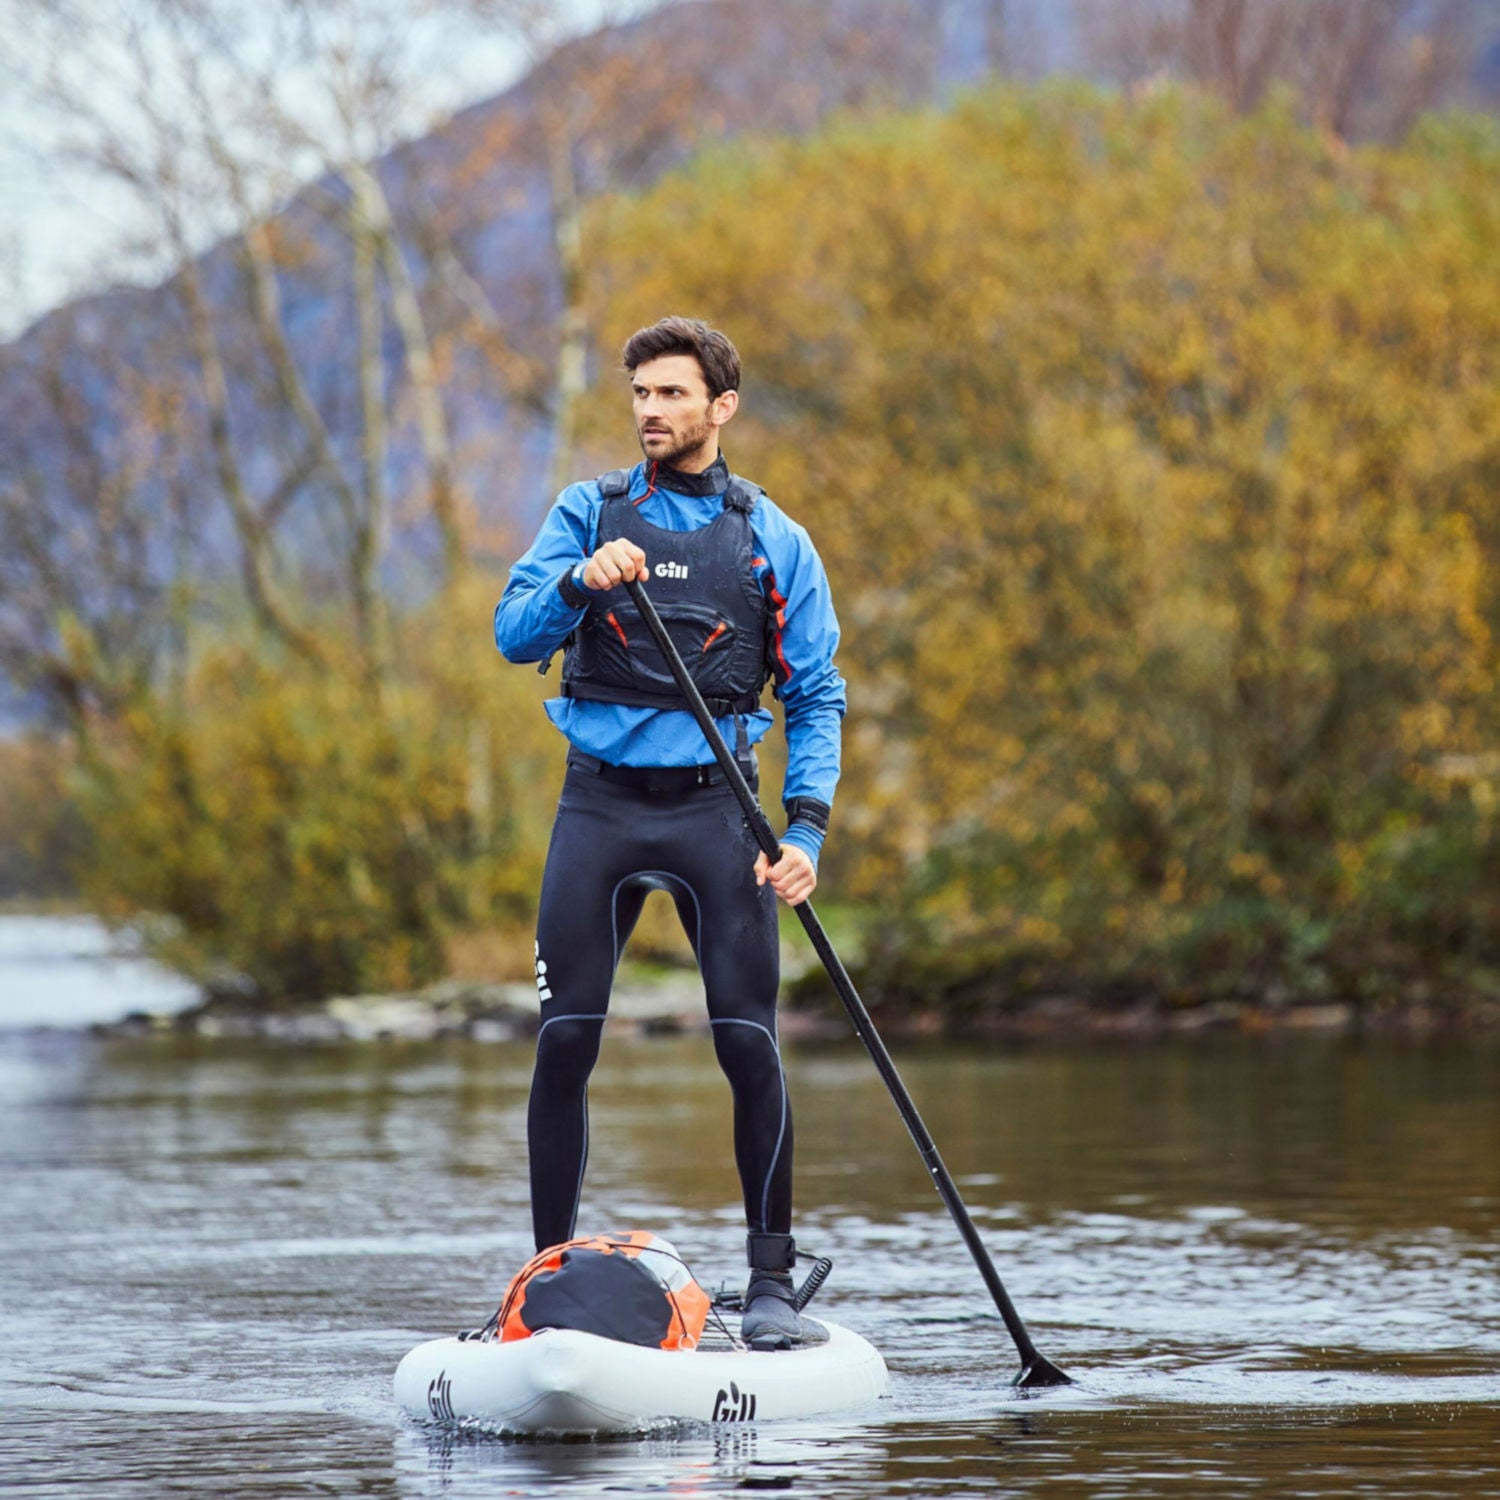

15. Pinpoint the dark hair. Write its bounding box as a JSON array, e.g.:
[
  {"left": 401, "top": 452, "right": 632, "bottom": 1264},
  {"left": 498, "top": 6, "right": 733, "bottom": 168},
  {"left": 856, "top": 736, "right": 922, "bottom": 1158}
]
[{"left": 621, "top": 317, "right": 741, "bottom": 399}]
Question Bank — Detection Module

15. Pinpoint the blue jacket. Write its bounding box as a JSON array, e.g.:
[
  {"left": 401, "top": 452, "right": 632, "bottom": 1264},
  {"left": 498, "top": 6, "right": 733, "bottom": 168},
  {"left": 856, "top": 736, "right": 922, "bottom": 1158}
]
[{"left": 494, "top": 458, "right": 846, "bottom": 863}]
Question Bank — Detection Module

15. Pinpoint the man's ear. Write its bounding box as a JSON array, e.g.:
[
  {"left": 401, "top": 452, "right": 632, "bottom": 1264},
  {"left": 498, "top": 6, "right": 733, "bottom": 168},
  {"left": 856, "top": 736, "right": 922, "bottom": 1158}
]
[{"left": 711, "top": 388, "right": 739, "bottom": 429}]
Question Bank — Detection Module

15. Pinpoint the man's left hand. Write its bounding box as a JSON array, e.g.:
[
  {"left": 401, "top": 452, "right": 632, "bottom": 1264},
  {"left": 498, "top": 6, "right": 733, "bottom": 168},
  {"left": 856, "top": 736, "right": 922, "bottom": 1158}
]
[{"left": 753, "top": 844, "right": 817, "bottom": 907}]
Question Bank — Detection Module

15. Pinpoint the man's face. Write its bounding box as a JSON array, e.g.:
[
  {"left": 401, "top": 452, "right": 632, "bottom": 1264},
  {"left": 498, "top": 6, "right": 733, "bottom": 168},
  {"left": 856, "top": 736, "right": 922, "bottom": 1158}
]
[{"left": 630, "top": 354, "right": 734, "bottom": 469}]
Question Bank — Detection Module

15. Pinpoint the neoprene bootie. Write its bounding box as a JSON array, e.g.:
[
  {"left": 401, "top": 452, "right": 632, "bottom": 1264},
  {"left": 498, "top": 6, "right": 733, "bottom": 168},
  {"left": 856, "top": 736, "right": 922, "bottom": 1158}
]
[{"left": 742, "top": 1233, "right": 829, "bottom": 1351}]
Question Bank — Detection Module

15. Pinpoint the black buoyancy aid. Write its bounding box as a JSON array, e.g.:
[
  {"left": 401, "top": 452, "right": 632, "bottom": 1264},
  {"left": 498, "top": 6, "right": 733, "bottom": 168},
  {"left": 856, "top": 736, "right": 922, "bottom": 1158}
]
[{"left": 561, "top": 469, "right": 772, "bottom": 716}]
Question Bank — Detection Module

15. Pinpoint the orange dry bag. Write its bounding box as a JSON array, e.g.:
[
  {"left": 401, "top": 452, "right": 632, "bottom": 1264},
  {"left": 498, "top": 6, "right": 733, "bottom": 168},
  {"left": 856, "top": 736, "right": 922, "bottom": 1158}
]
[{"left": 490, "top": 1232, "right": 711, "bottom": 1351}]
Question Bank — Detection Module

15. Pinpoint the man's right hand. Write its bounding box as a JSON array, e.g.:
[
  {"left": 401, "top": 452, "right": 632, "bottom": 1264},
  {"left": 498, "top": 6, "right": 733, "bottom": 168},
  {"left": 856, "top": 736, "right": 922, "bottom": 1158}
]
[{"left": 583, "top": 539, "right": 648, "bottom": 591}]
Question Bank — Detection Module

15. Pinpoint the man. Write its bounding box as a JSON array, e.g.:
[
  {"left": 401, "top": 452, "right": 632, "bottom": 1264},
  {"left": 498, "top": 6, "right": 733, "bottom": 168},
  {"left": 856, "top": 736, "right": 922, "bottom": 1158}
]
[{"left": 494, "top": 316, "right": 845, "bottom": 1349}]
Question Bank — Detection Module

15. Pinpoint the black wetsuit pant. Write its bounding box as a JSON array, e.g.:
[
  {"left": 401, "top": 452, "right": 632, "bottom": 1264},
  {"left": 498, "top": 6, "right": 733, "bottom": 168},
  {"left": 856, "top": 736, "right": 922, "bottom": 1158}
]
[{"left": 528, "top": 754, "right": 791, "bottom": 1252}]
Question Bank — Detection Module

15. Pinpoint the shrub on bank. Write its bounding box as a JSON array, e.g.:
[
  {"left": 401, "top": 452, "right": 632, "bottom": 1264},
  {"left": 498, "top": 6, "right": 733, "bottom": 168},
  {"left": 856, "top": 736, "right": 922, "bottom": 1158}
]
[{"left": 74, "top": 583, "right": 559, "bottom": 1003}]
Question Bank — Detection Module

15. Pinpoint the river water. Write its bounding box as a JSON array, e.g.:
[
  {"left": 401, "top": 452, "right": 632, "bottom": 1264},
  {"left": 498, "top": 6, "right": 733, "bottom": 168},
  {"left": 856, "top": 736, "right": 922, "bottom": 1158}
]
[{"left": 0, "top": 917, "right": 1496, "bottom": 1496}]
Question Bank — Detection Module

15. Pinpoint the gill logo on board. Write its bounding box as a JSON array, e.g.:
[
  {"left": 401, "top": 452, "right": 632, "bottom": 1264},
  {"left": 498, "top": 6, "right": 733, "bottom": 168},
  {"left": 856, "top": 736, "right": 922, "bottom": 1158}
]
[
  {"left": 711, "top": 1381, "right": 757, "bottom": 1422},
  {"left": 427, "top": 1371, "right": 456, "bottom": 1423}
]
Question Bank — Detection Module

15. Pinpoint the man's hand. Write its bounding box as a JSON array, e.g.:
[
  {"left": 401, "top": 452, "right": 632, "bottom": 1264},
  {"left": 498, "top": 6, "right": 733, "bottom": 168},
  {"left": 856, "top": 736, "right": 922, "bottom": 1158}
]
[
  {"left": 583, "top": 539, "right": 648, "bottom": 591},
  {"left": 754, "top": 843, "right": 817, "bottom": 907}
]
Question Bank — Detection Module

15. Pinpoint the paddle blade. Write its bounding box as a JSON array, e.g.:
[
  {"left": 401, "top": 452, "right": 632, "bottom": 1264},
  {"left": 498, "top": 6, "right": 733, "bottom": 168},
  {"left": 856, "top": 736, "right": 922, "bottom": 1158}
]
[{"left": 1012, "top": 1353, "right": 1073, "bottom": 1390}]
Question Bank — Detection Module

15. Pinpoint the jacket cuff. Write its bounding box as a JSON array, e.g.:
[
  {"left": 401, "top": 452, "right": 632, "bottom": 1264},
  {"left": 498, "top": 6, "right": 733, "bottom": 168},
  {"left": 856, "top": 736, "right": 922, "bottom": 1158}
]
[
  {"left": 783, "top": 796, "right": 830, "bottom": 834},
  {"left": 557, "top": 564, "right": 591, "bottom": 610}
]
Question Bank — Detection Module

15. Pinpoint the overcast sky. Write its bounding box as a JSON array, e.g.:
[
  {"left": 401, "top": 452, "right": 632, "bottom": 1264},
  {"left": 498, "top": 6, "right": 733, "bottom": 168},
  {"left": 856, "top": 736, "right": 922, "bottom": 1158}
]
[{"left": 0, "top": 1, "right": 653, "bottom": 342}]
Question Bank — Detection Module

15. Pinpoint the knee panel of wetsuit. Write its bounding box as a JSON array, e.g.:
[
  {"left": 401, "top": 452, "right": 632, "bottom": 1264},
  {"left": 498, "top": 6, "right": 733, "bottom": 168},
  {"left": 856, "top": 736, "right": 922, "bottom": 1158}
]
[
  {"left": 709, "top": 1020, "right": 782, "bottom": 1092},
  {"left": 534, "top": 1016, "right": 605, "bottom": 1089}
]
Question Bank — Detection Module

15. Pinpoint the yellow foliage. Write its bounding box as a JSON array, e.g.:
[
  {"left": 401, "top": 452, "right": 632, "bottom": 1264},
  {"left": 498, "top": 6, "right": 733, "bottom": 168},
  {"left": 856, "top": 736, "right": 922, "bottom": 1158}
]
[
  {"left": 75, "top": 576, "right": 560, "bottom": 1002},
  {"left": 590, "top": 83, "right": 1500, "bottom": 1002}
]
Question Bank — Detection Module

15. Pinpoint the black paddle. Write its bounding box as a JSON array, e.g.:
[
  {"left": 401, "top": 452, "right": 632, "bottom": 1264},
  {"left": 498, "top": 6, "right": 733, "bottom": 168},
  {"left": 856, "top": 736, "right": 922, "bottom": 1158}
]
[{"left": 623, "top": 575, "right": 1072, "bottom": 1390}]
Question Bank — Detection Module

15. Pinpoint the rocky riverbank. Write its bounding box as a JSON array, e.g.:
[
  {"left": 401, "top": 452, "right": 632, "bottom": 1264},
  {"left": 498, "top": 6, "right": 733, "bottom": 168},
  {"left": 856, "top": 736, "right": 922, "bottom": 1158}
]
[
  {"left": 99, "top": 964, "right": 855, "bottom": 1044},
  {"left": 99, "top": 971, "right": 1500, "bottom": 1044}
]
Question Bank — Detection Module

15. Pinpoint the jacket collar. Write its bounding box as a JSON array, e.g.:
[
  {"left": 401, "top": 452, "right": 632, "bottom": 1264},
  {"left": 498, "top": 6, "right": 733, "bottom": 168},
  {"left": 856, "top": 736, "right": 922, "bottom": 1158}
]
[{"left": 647, "top": 454, "right": 728, "bottom": 498}]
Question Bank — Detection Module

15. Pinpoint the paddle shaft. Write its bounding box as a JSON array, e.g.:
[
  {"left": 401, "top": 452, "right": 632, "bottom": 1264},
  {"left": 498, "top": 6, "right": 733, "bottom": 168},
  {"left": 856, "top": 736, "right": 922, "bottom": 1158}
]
[{"left": 623, "top": 576, "right": 1069, "bottom": 1387}]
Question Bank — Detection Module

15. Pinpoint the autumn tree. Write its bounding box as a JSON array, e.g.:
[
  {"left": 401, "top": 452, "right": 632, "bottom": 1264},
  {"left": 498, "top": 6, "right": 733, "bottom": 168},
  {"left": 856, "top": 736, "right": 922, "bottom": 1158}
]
[
  {"left": 0, "top": 0, "right": 1023, "bottom": 995},
  {"left": 591, "top": 83, "right": 1500, "bottom": 1012},
  {"left": 0, "top": 0, "right": 569, "bottom": 992}
]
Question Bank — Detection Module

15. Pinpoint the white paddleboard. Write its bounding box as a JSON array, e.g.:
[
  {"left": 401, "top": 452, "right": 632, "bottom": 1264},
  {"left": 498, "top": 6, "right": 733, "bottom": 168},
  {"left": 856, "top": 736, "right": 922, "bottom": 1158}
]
[{"left": 395, "top": 1320, "right": 888, "bottom": 1436}]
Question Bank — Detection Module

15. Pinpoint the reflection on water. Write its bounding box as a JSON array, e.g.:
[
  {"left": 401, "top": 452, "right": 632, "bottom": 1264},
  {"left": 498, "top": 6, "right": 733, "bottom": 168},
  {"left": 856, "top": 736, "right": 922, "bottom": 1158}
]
[
  {"left": 391, "top": 1405, "right": 1500, "bottom": 1499},
  {"left": 0, "top": 1020, "right": 1495, "bottom": 1498}
]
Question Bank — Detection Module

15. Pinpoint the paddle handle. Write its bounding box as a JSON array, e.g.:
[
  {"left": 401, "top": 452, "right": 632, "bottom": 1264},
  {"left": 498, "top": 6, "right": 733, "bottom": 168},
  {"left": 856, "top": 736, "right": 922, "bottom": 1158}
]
[{"left": 622, "top": 576, "right": 1070, "bottom": 1388}]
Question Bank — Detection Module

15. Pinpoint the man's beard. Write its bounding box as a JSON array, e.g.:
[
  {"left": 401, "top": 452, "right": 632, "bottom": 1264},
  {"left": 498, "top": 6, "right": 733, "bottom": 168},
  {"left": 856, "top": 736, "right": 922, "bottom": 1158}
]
[{"left": 638, "top": 406, "right": 715, "bottom": 467}]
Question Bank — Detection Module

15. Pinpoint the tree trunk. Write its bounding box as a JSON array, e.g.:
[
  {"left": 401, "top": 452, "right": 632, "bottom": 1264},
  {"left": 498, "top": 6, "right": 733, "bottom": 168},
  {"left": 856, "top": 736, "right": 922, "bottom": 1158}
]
[
  {"left": 542, "top": 102, "right": 590, "bottom": 504},
  {"left": 174, "top": 249, "right": 325, "bottom": 665},
  {"left": 348, "top": 167, "right": 393, "bottom": 686},
  {"left": 344, "top": 160, "right": 468, "bottom": 587}
]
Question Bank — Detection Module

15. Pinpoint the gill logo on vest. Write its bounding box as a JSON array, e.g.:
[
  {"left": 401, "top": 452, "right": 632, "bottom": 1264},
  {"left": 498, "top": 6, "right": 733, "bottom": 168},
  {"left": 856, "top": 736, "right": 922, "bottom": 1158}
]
[
  {"left": 427, "top": 1371, "right": 456, "bottom": 1422},
  {"left": 654, "top": 560, "right": 689, "bottom": 579},
  {"left": 711, "top": 1381, "right": 757, "bottom": 1422}
]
